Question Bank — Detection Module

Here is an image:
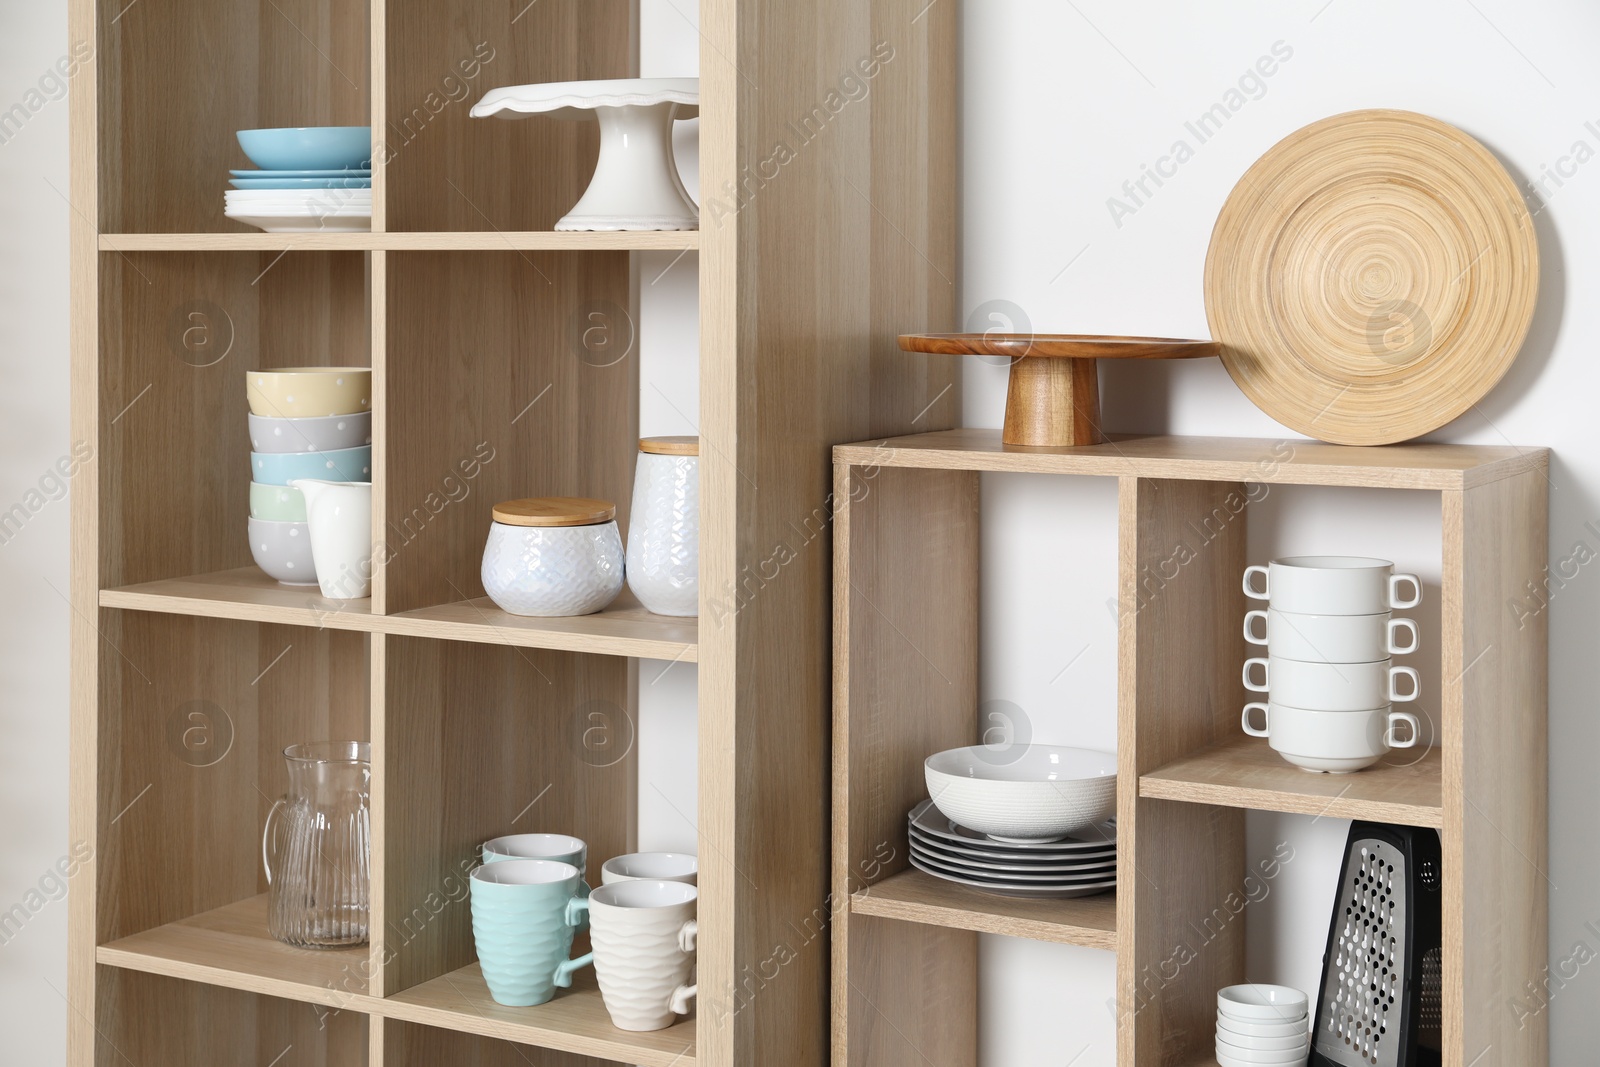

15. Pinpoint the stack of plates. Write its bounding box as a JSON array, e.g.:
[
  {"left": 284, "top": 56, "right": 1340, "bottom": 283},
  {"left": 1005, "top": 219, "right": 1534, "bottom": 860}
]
[
  {"left": 227, "top": 127, "right": 373, "bottom": 232},
  {"left": 226, "top": 173, "right": 372, "bottom": 233},
  {"left": 906, "top": 798, "right": 1116, "bottom": 899}
]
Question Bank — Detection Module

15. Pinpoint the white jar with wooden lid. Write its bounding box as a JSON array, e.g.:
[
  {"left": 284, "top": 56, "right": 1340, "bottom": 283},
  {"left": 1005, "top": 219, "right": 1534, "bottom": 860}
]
[
  {"left": 481, "top": 497, "right": 625, "bottom": 616},
  {"left": 626, "top": 436, "right": 699, "bottom": 617}
]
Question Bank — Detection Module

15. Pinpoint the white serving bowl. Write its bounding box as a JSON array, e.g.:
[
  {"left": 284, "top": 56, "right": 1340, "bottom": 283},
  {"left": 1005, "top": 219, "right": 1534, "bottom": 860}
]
[
  {"left": 1215, "top": 1025, "right": 1308, "bottom": 1051},
  {"left": 1215, "top": 1034, "right": 1308, "bottom": 1065},
  {"left": 1217, "top": 984, "right": 1309, "bottom": 1023},
  {"left": 1217, "top": 1014, "right": 1310, "bottom": 1041},
  {"left": 924, "top": 744, "right": 1117, "bottom": 842}
]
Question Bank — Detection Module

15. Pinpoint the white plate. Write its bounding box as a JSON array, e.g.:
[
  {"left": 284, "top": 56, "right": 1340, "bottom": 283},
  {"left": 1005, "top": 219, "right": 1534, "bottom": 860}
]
[
  {"left": 230, "top": 168, "right": 373, "bottom": 178},
  {"left": 225, "top": 213, "right": 372, "bottom": 233},
  {"left": 910, "top": 798, "right": 1116, "bottom": 852},
  {"left": 908, "top": 844, "right": 1120, "bottom": 883},
  {"left": 472, "top": 77, "right": 699, "bottom": 120},
  {"left": 909, "top": 827, "right": 1116, "bottom": 870},
  {"left": 908, "top": 853, "right": 1115, "bottom": 899}
]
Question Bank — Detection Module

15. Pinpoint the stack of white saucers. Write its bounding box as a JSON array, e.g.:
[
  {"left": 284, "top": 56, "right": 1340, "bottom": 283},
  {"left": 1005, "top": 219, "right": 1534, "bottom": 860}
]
[
  {"left": 225, "top": 180, "right": 372, "bottom": 233},
  {"left": 905, "top": 799, "right": 1116, "bottom": 899},
  {"left": 1216, "top": 984, "right": 1309, "bottom": 1067}
]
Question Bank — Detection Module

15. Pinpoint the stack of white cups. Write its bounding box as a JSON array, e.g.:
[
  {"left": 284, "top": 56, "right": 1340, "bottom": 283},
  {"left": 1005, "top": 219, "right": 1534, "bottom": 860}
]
[{"left": 1241, "top": 556, "right": 1423, "bottom": 774}]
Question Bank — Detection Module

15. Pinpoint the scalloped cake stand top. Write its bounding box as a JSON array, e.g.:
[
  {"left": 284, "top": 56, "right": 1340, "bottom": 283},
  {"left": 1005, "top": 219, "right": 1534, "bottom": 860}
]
[{"left": 470, "top": 78, "right": 700, "bottom": 231}]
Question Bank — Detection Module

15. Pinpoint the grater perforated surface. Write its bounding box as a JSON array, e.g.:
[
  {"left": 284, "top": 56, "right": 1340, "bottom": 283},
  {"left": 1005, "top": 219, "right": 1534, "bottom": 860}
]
[{"left": 1316, "top": 839, "right": 1407, "bottom": 1067}]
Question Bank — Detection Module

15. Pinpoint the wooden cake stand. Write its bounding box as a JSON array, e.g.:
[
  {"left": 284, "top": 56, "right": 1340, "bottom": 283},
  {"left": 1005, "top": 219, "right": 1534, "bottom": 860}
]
[{"left": 899, "top": 333, "right": 1222, "bottom": 447}]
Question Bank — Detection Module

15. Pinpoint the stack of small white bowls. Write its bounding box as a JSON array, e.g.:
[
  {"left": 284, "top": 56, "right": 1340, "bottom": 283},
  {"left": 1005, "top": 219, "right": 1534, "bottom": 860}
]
[
  {"left": 1216, "top": 984, "right": 1309, "bottom": 1067},
  {"left": 246, "top": 367, "right": 371, "bottom": 586},
  {"left": 1240, "top": 556, "right": 1425, "bottom": 774}
]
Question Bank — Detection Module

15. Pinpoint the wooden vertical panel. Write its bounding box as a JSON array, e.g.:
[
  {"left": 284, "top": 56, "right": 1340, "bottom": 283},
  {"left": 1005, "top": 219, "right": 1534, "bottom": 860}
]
[
  {"left": 1117, "top": 477, "right": 1249, "bottom": 1065},
  {"left": 99, "top": 0, "right": 369, "bottom": 233},
  {"left": 68, "top": 0, "right": 101, "bottom": 1060},
  {"left": 382, "top": 251, "right": 636, "bottom": 615},
  {"left": 1442, "top": 469, "right": 1549, "bottom": 1066},
  {"left": 831, "top": 463, "right": 979, "bottom": 1066},
  {"left": 383, "top": 0, "right": 635, "bottom": 232},
  {"left": 370, "top": 250, "right": 388, "bottom": 612},
  {"left": 370, "top": 0, "right": 388, "bottom": 234},
  {"left": 697, "top": 0, "right": 959, "bottom": 1062},
  {"left": 368, "top": 631, "right": 391, "bottom": 1001},
  {"left": 380, "top": 637, "right": 635, "bottom": 994}
]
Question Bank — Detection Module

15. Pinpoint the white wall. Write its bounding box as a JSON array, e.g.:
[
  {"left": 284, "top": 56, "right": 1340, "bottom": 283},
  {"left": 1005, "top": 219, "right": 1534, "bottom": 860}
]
[
  {"left": 963, "top": 0, "right": 1593, "bottom": 1063},
  {"left": 0, "top": 0, "right": 73, "bottom": 1062}
]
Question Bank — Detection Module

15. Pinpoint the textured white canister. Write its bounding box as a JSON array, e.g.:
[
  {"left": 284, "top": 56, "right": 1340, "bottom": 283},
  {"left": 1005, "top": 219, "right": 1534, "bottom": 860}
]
[
  {"left": 626, "top": 437, "right": 699, "bottom": 617},
  {"left": 481, "top": 497, "right": 625, "bottom": 617}
]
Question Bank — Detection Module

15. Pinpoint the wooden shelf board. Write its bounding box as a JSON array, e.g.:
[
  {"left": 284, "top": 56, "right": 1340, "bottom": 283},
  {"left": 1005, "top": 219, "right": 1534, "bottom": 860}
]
[
  {"left": 96, "top": 895, "right": 370, "bottom": 1008},
  {"left": 380, "top": 963, "right": 696, "bottom": 1067},
  {"left": 834, "top": 428, "right": 1545, "bottom": 490},
  {"left": 386, "top": 591, "right": 698, "bottom": 663},
  {"left": 99, "top": 567, "right": 375, "bottom": 631},
  {"left": 1140, "top": 734, "right": 1443, "bottom": 828},
  {"left": 100, "top": 570, "right": 697, "bottom": 661},
  {"left": 849, "top": 868, "right": 1117, "bottom": 950},
  {"left": 99, "top": 231, "right": 701, "bottom": 252}
]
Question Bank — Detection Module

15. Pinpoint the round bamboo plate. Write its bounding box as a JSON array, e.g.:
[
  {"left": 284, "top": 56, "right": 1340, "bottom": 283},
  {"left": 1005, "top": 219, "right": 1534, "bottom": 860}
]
[
  {"left": 899, "top": 333, "right": 1219, "bottom": 446},
  {"left": 1204, "top": 109, "right": 1538, "bottom": 446}
]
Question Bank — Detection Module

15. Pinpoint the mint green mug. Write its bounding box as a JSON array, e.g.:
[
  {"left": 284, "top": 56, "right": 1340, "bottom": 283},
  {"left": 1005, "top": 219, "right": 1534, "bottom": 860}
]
[{"left": 469, "top": 859, "right": 593, "bottom": 1007}]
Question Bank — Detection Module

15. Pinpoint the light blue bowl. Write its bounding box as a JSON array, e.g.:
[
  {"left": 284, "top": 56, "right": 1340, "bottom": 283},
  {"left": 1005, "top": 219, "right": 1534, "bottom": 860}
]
[
  {"left": 251, "top": 445, "right": 371, "bottom": 486},
  {"left": 236, "top": 127, "right": 372, "bottom": 171}
]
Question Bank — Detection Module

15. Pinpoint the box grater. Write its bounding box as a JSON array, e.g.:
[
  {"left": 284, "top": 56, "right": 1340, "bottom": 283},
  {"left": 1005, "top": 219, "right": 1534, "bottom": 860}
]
[{"left": 1311, "top": 822, "right": 1442, "bottom": 1067}]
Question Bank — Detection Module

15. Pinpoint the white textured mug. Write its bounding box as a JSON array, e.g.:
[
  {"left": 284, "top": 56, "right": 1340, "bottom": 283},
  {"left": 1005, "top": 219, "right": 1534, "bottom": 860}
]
[
  {"left": 1242, "top": 702, "right": 1419, "bottom": 773},
  {"left": 1244, "top": 609, "right": 1419, "bottom": 662},
  {"left": 1243, "top": 656, "right": 1419, "bottom": 710},
  {"left": 568, "top": 879, "right": 698, "bottom": 1032},
  {"left": 601, "top": 852, "right": 698, "bottom": 886},
  {"left": 1242, "top": 556, "right": 1421, "bottom": 614}
]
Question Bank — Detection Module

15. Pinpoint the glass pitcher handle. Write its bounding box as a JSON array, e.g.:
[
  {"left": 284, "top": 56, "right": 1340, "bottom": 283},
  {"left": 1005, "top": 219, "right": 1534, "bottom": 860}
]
[{"left": 261, "top": 798, "right": 286, "bottom": 886}]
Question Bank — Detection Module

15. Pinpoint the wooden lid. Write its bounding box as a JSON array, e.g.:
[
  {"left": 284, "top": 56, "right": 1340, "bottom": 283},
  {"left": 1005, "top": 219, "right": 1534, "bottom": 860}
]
[
  {"left": 899, "top": 333, "right": 1220, "bottom": 360},
  {"left": 1204, "top": 109, "right": 1538, "bottom": 446},
  {"left": 639, "top": 435, "right": 699, "bottom": 456},
  {"left": 492, "top": 497, "right": 616, "bottom": 527}
]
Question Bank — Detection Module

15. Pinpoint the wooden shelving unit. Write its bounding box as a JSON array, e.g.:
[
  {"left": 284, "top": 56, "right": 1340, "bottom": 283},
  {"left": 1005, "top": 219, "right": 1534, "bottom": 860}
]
[
  {"left": 832, "top": 428, "right": 1549, "bottom": 1066},
  {"left": 69, "top": 0, "right": 957, "bottom": 1064}
]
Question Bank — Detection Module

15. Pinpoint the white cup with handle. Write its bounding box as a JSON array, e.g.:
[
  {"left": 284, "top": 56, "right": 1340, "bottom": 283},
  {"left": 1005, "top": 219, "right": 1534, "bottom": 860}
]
[
  {"left": 1243, "top": 656, "right": 1419, "bottom": 711},
  {"left": 1244, "top": 609, "right": 1418, "bottom": 662},
  {"left": 601, "top": 852, "right": 698, "bottom": 886},
  {"left": 1242, "top": 701, "right": 1419, "bottom": 773},
  {"left": 567, "top": 879, "right": 698, "bottom": 1032},
  {"left": 1242, "top": 556, "right": 1421, "bottom": 615}
]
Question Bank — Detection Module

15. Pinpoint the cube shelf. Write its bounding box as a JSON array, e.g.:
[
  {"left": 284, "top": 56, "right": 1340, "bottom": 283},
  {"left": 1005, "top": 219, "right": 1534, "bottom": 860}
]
[
  {"left": 832, "top": 429, "right": 1548, "bottom": 1066},
  {"left": 72, "top": 2, "right": 960, "bottom": 1066}
]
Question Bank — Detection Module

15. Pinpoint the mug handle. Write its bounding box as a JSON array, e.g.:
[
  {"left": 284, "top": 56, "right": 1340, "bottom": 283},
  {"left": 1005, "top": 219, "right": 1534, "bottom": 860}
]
[
  {"left": 1243, "top": 610, "right": 1269, "bottom": 646},
  {"left": 261, "top": 797, "right": 286, "bottom": 886},
  {"left": 1385, "top": 710, "right": 1421, "bottom": 749},
  {"left": 1242, "top": 658, "right": 1270, "bottom": 693},
  {"left": 1388, "top": 665, "right": 1420, "bottom": 702},
  {"left": 553, "top": 950, "right": 593, "bottom": 989},
  {"left": 1387, "top": 617, "right": 1419, "bottom": 655},
  {"left": 1388, "top": 573, "right": 1422, "bottom": 609},
  {"left": 1243, "top": 565, "right": 1270, "bottom": 600},
  {"left": 670, "top": 981, "right": 698, "bottom": 1016},
  {"left": 1241, "top": 702, "right": 1270, "bottom": 738},
  {"left": 678, "top": 919, "right": 698, "bottom": 953}
]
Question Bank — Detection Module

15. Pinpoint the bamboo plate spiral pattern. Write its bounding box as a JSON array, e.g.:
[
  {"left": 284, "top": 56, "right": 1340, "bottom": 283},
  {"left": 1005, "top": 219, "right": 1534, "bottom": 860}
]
[{"left": 1204, "top": 109, "right": 1538, "bottom": 446}]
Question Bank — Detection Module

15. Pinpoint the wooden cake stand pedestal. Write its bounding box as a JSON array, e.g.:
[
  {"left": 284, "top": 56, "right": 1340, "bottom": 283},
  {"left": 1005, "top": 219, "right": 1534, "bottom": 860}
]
[{"left": 899, "top": 333, "right": 1221, "bottom": 447}]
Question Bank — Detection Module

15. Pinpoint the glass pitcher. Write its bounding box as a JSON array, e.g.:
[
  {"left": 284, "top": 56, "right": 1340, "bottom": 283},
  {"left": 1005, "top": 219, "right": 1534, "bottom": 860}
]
[{"left": 263, "top": 741, "right": 371, "bottom": 947}]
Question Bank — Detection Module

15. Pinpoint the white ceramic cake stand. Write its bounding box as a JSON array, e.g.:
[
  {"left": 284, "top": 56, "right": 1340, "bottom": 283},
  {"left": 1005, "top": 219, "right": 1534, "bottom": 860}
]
[{"left": 471, "top": 77, "right": 699, "bottom": 231}]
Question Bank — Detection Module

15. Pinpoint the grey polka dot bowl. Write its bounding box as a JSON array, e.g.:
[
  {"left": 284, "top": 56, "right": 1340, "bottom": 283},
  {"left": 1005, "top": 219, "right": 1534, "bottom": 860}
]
[
  {"left": 248, "top": 411, "right": 371, "bottom": 454},
  {"left": 248, "top": 516, "right": 318, "bottom": 586}
]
